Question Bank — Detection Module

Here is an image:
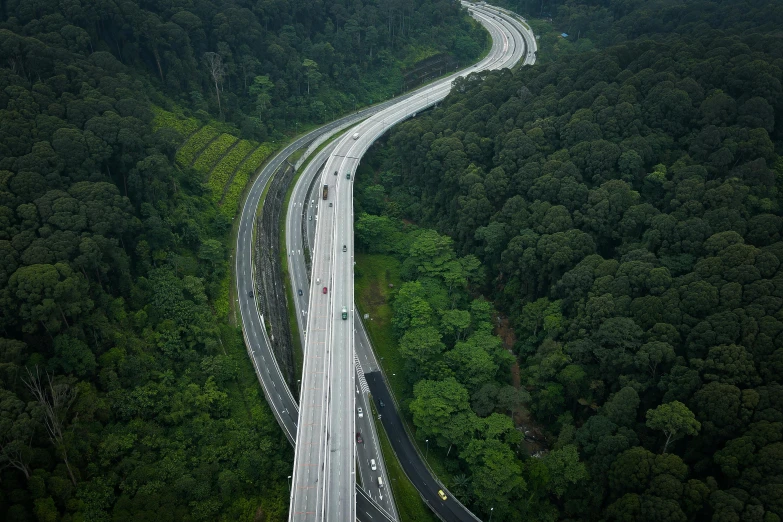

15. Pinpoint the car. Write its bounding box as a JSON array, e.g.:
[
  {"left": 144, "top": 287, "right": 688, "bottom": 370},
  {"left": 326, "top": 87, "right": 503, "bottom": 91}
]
[
  {"left": 357, "top": 407, "right": 363, "bottom": 418},
  {"left": 438, "top": 490, "right": 447, "bottom": 501},
  {"left": 346, "top": 172, "right": 351, "bottom": 179},
  {"left": 356, "top": 432, "right": 363, "bottom": 443},
  {"left": 342, "top": 307, "right": 348, "bottom": 320},
  {"left": 322, "top": 286, "right": 328, "bottom": 294},
  {"left": 378, "top": 399, "right": 385, "bottom": 408},
  {"left": 370, "top": 459, "right": 377, "bottom": 471},
  {"left": 309, "top": 215, "right": 312, "bottom": 221},
  {"left": 329, "top": 202, "right": 333, "bottom": 207},
  {"left": 333, "top": 170, "right": 338, "bottom": 176},
  {"left": 248, "top": 290, "right": 254, "bottom": 297},
  {"left": 352, "top": 132, "right": 360, "bottom": 140},
  {"left": 297, "top": 289, "right": 303, "bottom": 296},
  {"left": 343, "top": 244, "right": 347, "bottom": 252}
]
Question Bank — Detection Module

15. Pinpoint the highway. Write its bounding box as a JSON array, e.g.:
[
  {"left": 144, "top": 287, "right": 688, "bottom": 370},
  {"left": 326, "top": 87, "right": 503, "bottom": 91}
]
[
  {"left": 289, "top": 4, "right": 532, "bottom": 521},
  {"left": 286, "top": 138, "right": 399, "bottom": 518},
  {"left": 235, "top": 3, "right": 533, "bottom": 522},
  {"left": 236, "top": 86, "right": 405, "bottom": 522}
]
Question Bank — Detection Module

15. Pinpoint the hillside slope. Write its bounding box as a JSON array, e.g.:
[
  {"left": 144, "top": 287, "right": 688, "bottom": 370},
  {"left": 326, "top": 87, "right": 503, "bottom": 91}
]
[
  {"left": 359, "top": 0, "right": 783, "bottom": 520},
  {"left": 0, "top": 1, "right": 487, "bottom": 520}
]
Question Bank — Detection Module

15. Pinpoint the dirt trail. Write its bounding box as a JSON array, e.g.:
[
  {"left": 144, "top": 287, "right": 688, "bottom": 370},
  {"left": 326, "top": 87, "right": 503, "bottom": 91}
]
[{"left": 495, "top": 314, "right": 548, "bottom": 455}]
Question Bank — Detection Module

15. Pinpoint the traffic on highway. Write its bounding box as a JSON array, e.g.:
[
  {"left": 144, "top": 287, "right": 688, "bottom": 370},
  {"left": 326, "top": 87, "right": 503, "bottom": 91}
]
[{"left": 234, "top": 2, "right": 535, "bottom": 521}]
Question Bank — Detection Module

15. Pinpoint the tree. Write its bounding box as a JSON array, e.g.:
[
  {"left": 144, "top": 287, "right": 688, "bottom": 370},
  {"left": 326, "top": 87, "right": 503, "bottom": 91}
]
[
  {"left": 50, "top": 335, "right": 96, "bottom": 377},
  {"left": 635, "top": 341, "right": 676, "bottom": 382},
  {"left": 444, "top": 342, "right": 497, "bottom": 392},
  {"left": 398, "top": 326, "right": 445, "bottom": 366},
  {"left": 461, "top": 438, "right": 525, "bottom": 517},
  {"left": 645, "top": 401, "right": 701, "bottom": 454},
  {"left": 198, "top": 239, "right": 224, "bottom": 266},
  {"left": 702, "top": 344, "right": 759, "bottom": 387},
  {"left": 391, "top": 281, "right": 433, "bottom": 334},
  {"left": 0, "top": 388, "right": 36, "bottom": 480},
  {"left": 24, "top": 368, "right": 78, "bottom": 486},
  {"left": 496, "top": 385, "right": 531, "bottom": 418},
  {"left": 540, "top": 444, "right": 589, "bottom": 498},
  {"left": 440, "top": 309, "right": 471, "bottom": 342},
  {"left": 5, "top": 263, "right": 92, "bottom": 334},
  {"left": 601, "top": 387, "right": 640, "bottom": 428},
  {"left": 409, "top": 378, "right": 475, "bottom": 447},
  {"left": 302, "top": 59, "right": 321, "bottom": 95},
  {"left": 204, "top": 52, "right": 226, "bottom": 115},
  {"left": 249, "top": 75, "right": 273, "bottom": 112}
]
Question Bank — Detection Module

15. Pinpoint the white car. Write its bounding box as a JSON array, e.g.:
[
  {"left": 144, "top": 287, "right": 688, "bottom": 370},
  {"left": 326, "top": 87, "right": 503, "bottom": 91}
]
[
  {"left": 358, "top": 407, "right": 363, "bottom": 418},
  {"left": 352, "top": 132, "right": 360, "bottom": 140},
  {"left": 370, "top": 459, "right": 377, "bottom": 471}
]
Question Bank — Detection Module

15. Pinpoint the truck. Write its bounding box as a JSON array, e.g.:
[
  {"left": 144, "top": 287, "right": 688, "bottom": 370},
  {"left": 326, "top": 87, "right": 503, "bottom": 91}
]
[{"left": 322, "top": 184, "right": 328, "bottom": 200}]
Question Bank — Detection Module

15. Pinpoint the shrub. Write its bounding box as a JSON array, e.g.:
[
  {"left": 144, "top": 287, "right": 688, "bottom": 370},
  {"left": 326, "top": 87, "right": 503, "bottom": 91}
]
[
  {"left": 207, "top": 140, "right": 258, "bottom": 201},
  {"left": 176, "top": 125, "right": 220, "bottom": 166},
  {"left": 220, "top": 143, "right": 276, "bottom": 217},
  {"left": 193, "top": 133, "right": 238, "bottom": 172},
  {"left": 151, "top": 106, "right": 200, "bottom": 136}
]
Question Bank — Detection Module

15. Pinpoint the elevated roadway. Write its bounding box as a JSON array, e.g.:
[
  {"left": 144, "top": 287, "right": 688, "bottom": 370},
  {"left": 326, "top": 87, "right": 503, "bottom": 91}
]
[
  {"left": 235, "top": 3, "right": 534, "bottom": 521},
  {"left": 290, "top": 5, "right": 532, "bottom": 521}
]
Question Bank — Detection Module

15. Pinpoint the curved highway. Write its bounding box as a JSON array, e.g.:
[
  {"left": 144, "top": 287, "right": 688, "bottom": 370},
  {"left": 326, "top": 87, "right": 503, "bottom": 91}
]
[
  {"left": 235, "top": 3, "right": 534, "bottom": 522},
  {"left": 289, "top": 5, "right": 532, "bottom": 522}
]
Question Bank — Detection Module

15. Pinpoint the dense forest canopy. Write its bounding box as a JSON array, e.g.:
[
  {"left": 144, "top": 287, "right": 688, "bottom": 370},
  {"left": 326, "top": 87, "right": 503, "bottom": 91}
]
[
  {"left": 0, "top": 0, "right": 487, "bottom": 520},
  {"left": 357, "top": 0, "right": 783, "bottom": 520},
  {"left": 1, "top": 0, "right": 486, "bottom": 141},
  {"left": 503, "top": 0, "right": 783, "bottom": 41}
]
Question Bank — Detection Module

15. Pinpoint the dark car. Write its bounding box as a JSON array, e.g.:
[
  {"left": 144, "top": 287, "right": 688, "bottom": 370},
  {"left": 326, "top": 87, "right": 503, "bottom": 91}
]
[
  {"left": 322, "top": 286, "right": 328, "bottom": 294},
  {"left": 298, "top": 289, "right": 303, "bottom": 296},
  {"left": 356, "top": 432, "right": 363, "bottom": 443},
  {"left": 248, "top": 290, "right": 254, "bottom": 297},
  {"left": 378, "top": 399, "right": 385, "bottom": 408}
]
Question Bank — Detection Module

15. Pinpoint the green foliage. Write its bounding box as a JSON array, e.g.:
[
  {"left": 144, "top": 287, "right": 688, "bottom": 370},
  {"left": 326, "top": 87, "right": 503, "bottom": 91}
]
[
  {"left": 221, "top": 144, "right": 275, "bottom": 217},
  {"left": 151, "top": 106, "right": 199, "bottom": 136},
  {"left": 645, "top": 402, "right": 701, "bottom": 454},
  {"left": 175, "top": 125, "right": 221, "bottom": 167},
  {"left": 207, "top": 140, "right": 258, "bottom": 202},
  {"left": 361, "top": 0, "right": 783, "bottom": 518},
  {"left": 355, "top": 159, "right": 531, "bottom": 520},
  {"left": 192, "top": 133, "right": 238, "bottom": 172}
]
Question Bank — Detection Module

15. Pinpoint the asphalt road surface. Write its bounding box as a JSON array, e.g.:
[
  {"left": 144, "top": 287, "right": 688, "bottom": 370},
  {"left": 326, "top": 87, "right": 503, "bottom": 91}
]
[
  {"left": 288, "top": 142, "right": 399, "bottom": 519},
  {"left": 235, "top": 3, "right": 533, "bottom": 521},
  {"left": 289, "top": 5, "right": 531, "bottom": 521}
]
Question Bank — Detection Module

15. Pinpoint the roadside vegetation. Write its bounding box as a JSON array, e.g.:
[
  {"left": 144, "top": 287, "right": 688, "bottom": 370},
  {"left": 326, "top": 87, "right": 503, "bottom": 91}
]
[
  {"left": 362, "top": 0, "right": 783, "bottom": 520},
  {"left": 0, "top": 0, "right": 489, "bottom": 520}
]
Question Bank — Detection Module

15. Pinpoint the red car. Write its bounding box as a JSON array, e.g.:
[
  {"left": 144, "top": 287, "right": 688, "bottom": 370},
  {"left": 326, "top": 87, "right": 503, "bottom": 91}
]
[
  {"left": 322, "top": 286, "right": 328, "bottom": 294},
  {"left": 356, "top": 432, "right": 363, "bottom": 443}
]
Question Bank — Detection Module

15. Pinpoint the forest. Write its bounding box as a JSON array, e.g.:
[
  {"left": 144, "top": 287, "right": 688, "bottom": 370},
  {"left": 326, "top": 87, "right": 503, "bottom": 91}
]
[
  {"left": 0, "top": 0, "right": 487, "bottom": 520},
  {"left": 357, "top": 0, "right": 783, "bottom": 520},
  {"left": 2, "top": 0, "right": 485, "bottom": 142}
]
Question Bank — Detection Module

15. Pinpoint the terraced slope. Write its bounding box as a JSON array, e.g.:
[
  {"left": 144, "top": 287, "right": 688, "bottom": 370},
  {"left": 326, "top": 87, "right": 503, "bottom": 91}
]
[{"left": 152, "top": 107, "right": 277, "bottom": 217}]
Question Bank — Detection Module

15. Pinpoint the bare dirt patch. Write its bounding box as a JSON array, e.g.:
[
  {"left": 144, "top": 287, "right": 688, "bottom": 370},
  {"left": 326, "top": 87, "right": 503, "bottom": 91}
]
[
  {"left": 495, "top": 314, "right": 549, "bottom": 455},
  {"left": 366, "top": 277, "right": 387, "bottom": 308}
]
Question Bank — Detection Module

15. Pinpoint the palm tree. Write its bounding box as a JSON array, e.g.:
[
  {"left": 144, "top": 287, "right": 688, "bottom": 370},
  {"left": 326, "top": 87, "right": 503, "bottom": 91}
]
[{"left": 451, "top": 474, "right": 471, "bottom": 499}]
